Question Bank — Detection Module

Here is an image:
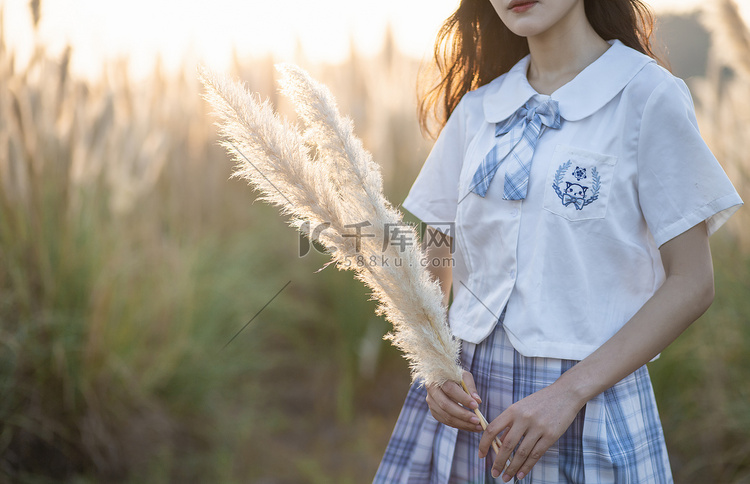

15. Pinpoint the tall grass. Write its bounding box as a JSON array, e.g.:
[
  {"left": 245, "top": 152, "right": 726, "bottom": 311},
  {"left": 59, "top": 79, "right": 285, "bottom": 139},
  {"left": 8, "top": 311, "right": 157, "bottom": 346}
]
[
  {"left": 648, "top": 1, "right": 750, "bottom": 482},
  {"left": 0, "top": 8, "right": 425, "bottom": 482},
  {"left": 0, "top": 18, "right": 272, "bottom": 480},
  {"left": 691, "top": 0, "right": 750, "bottom": 252},
  {"left": 1, "top": 2, "right": 749, "bottom": 483}
]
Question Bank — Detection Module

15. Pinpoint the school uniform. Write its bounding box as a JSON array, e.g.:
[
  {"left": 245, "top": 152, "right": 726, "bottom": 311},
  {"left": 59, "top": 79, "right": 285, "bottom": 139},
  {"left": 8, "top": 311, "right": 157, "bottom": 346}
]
[{"left": 374, "top": 39, "right": 743, "bottom": 483}]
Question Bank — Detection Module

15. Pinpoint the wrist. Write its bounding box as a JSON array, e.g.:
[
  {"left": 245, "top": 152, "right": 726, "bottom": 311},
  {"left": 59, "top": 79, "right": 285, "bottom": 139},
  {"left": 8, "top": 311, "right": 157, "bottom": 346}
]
[{"left": 553, "top": 362, "right": 603, "bottom": 408}]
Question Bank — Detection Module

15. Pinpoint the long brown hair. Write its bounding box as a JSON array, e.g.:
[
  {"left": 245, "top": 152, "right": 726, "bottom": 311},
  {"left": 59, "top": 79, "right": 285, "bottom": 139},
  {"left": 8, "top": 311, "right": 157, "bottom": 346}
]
[{"left": 418, "top": 0, "right": 662, "bottom": 138}]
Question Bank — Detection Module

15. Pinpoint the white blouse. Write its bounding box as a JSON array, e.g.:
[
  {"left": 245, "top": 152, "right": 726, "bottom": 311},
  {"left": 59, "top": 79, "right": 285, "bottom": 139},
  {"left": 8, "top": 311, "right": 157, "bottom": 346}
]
[{"left": 402, "top": 39, "right": 743, "bottom": 360}]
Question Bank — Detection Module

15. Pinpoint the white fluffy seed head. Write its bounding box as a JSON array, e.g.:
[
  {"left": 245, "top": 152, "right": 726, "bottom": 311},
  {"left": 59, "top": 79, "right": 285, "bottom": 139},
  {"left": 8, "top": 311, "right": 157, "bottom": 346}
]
[{"left": 200, "top": 64, "right": 463, "bottom": 387}]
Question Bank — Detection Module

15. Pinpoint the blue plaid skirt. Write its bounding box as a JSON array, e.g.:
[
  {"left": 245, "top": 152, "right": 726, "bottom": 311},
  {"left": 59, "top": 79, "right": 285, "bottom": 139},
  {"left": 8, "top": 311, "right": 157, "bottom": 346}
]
[{"left": 374, "top": 318, "right": 673, "bottom": 483}]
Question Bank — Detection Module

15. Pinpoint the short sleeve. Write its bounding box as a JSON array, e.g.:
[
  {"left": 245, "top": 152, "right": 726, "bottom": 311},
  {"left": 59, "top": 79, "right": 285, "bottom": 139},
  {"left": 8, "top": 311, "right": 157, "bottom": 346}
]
[
  {"left": 637, "top": 77, "right": 743, "bottom": 247},
  {"left": 402, "top": 98, "right": 467, "bottom": 230}
]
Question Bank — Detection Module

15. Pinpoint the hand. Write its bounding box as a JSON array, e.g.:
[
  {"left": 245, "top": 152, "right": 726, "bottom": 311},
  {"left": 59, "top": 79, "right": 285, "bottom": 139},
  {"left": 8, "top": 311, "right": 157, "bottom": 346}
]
[
  {"left": 425, "top": 370, "right": 484, "bottom": 432},
  {"left": 478, "top": 382, "right": 584, "bottom": 482}
]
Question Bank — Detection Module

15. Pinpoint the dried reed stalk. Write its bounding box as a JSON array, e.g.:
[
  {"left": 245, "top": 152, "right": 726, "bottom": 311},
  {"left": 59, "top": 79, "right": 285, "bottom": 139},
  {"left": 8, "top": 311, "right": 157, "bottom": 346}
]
[
  {"left": 708, "top": 0, "right": 750, "bottom": 78},
  {"left": 199, "top": 65, "right": 503, "bottom": 453},
  {"left": 695, "top": 0, "right": 750, "bottom": 252},
  {"left": 274, "top": 64, "right": 463, "bottom": 383},
  {"left": 200, "top": 63, "right": 462, "bottom": 386}
]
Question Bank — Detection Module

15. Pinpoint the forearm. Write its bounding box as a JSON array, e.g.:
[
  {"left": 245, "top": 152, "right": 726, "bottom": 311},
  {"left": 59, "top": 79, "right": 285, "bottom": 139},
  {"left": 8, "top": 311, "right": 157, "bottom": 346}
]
[
  {"left": 425, "top": 227, "right": 453, "bottom": 307},
  {"left": 556, "top": 222, "right": 715, "bottom": 407}
]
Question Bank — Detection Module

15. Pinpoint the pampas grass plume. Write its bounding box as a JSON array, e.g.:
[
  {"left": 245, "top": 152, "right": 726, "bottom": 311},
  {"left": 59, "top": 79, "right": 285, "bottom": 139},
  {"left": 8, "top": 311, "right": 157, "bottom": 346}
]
[{"left": 199, "top": 65, "right": 463, "bottom": 388}]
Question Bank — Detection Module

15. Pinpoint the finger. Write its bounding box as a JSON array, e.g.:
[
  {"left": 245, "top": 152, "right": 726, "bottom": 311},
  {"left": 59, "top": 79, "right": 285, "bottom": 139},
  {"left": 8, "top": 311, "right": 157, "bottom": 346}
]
[
  {"left": 433, "top": 382, "right": 479, "bottom": 425},
  {"left": 501, "top": 432, "right": 541, "bottom": 481},
  {"left": 510, "top": 437, "right": 552, "bottom": 481},
  {"left": 461, "top": 370, "right": 482, "bottom": 405},
  {"left": 443, "top": 379, "right": 478, "bottom": 410},
  {"left": 426, "top": 386, "right": 483, "bottom": 432},
  {"left": 427, "top": 403, "right": 483, "bottom": 432},
  {"left": 478, "top": 415, "right": 510, "bottom": 458},
  {"left": 488, "top": 426, "right": 524, "bottom": 479}
]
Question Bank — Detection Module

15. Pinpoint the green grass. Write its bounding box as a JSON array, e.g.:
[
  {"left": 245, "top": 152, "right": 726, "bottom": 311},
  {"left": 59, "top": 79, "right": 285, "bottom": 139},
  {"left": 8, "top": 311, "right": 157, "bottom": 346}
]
[{"left": 650, "top": 235, "right": 750, "bottom": 483}]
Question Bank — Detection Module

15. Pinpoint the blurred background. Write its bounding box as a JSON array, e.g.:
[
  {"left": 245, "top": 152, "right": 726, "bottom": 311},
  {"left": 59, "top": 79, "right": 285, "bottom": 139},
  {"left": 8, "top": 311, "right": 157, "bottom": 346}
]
[{"left": 1, "top": 0, "right": 749, "bottom": 482}]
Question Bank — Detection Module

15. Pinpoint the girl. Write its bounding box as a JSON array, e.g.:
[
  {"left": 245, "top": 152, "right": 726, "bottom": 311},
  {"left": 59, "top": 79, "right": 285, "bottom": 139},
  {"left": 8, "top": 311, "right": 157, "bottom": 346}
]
[{"left": 375, "top": 0, "right": 743, "bottom": 483}]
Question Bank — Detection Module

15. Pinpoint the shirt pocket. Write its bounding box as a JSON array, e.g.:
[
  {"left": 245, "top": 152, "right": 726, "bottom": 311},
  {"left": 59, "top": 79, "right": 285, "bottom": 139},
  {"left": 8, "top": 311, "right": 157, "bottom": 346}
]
[{"left": 542, "top": 145, "right": 618, "bottom": 221}]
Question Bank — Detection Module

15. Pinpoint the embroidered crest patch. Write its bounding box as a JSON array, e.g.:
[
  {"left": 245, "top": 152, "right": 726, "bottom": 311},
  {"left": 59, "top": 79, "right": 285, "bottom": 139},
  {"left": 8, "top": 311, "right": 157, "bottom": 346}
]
[
  {"left": 543, "top": 145, "right": 617, "bottom": 221},
  {"left": 552, "top": 160, "right": 600, "bottom": 211}
]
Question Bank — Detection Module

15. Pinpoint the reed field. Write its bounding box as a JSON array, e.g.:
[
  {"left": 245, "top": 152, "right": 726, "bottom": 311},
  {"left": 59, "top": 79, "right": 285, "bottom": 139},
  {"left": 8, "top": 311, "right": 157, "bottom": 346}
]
[{"left": 1, "top": 2, "right": 749, "bottom": 483}]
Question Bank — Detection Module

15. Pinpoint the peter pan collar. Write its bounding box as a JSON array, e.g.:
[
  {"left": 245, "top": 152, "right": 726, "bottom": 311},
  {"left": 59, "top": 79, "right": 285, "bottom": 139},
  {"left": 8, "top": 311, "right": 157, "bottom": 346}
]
[{"left": 482, "top": 39, "right": 655, "bottom": 123}]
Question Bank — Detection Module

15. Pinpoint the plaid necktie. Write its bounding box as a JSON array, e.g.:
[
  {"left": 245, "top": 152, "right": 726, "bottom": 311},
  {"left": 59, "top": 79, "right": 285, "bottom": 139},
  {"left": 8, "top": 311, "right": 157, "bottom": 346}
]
[{"left": 470, "top": 98, "right": 561, "bottom": 199}]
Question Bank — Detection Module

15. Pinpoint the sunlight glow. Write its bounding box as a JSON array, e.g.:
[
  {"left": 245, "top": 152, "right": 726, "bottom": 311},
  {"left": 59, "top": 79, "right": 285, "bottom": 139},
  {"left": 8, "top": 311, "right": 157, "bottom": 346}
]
[{"left": 3, "top": 0, "right": 746, "bottom": 79}]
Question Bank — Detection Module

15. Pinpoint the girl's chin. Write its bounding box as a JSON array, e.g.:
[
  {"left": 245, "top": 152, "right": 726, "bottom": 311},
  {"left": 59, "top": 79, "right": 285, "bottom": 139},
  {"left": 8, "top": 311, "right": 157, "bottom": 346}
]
[{"left": 505, "top": 23, "right": 551, "bottom": 39}]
